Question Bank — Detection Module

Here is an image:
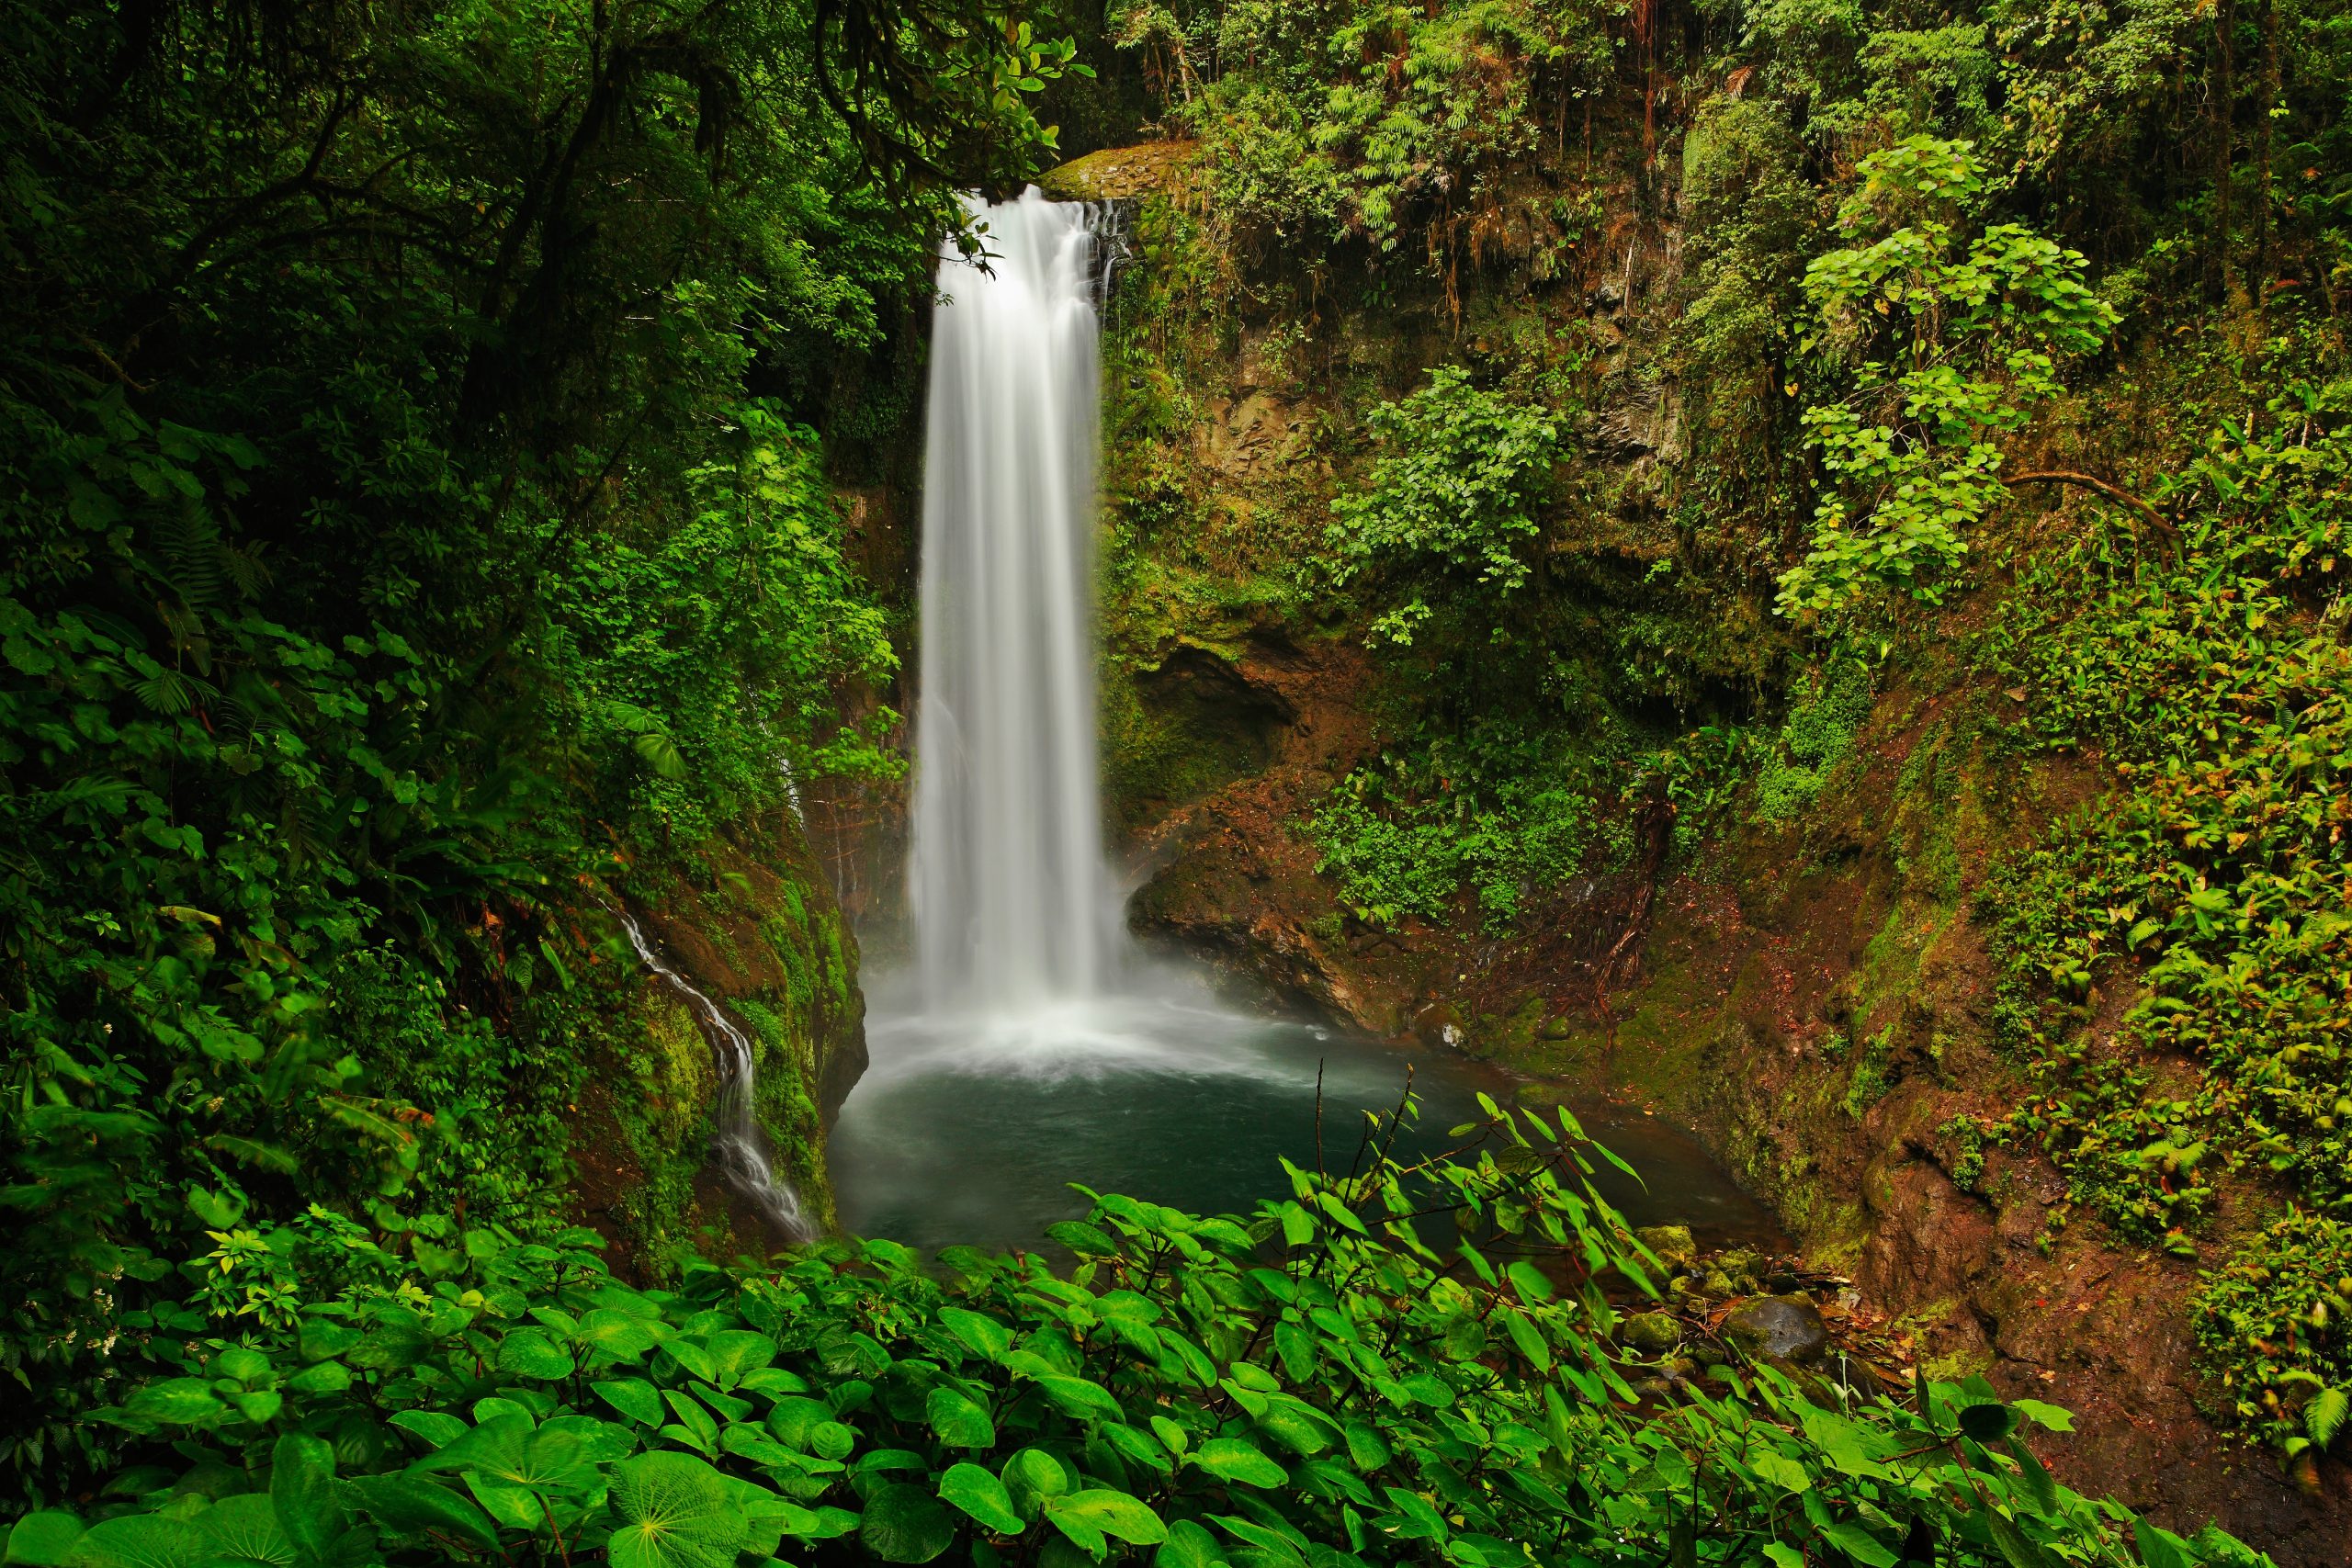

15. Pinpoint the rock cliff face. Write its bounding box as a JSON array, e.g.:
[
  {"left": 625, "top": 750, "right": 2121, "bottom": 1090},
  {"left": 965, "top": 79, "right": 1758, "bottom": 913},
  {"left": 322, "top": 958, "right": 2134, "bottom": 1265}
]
[
  {"left": 569, "top": 809, "right": 867, "bottom": 1279},
  {"left": 1066, "top": 143, "right": 2352, "bottom": 1558}
]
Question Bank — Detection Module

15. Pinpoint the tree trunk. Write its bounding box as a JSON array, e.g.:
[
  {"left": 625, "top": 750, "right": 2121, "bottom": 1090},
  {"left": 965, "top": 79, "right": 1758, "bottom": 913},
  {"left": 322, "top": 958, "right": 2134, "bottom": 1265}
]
[
  {"left": 2211, "top": 0, "right": 2236, "bottom": 299},
  {"left": 2255, "top": 0, "right": 2281, "bottom": 295}
]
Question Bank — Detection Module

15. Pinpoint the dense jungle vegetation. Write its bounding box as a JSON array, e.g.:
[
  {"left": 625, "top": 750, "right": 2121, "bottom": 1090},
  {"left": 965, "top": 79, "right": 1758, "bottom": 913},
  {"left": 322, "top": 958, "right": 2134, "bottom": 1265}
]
[
  {"left": 1084, "top": 0, "right": 2352, "bottom": 1512},
  {"left": 0, "top": 0, "right": 2347, "bottom": 1562}
]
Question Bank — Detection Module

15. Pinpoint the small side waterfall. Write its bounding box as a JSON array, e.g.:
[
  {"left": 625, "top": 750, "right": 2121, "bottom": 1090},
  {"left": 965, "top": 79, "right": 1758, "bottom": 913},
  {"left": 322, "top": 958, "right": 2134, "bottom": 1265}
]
[
  {"left": 616, "top": 908, "right": 810, "bottom": 1241},
  {"left": 909, "top": 190, "right": 1123, "bottom": 1011}
]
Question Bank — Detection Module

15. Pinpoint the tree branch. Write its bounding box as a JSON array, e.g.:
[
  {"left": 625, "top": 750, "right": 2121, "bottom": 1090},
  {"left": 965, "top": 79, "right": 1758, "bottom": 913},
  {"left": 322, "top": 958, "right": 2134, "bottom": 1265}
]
[{"left": 2007, "top": 469, "right": 2179, "bottom": 538}]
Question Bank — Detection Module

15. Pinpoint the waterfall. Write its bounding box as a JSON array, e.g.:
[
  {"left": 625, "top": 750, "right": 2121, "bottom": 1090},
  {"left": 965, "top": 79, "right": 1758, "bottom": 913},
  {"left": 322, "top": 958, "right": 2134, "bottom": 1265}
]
[
  {"left": 615, "top": 908, "right": 810, "bottom": 1241},
  {"left": 909, "top": 189, "right": 1123, "bottom": 1012}
]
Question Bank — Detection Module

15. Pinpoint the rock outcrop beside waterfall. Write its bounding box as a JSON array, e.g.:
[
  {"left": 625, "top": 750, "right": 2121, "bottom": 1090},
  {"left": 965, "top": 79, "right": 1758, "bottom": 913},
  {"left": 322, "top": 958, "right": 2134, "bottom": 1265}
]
[{"left": 569, "top": 808, "right": 866, "bottom": 1277}]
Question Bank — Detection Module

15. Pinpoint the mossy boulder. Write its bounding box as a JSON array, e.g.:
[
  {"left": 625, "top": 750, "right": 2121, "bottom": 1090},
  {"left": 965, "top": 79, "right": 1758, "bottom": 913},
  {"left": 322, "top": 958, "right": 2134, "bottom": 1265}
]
[
  {"left": 1722, "top": 1296, "right": 1832, "bottom": 1364},
  {"left": 1620, "top": 1312, "right": 1683, "bottom": 1356},
  {"left": 1635, "top": 1224, "right": 1698, "bottom": 1272}
]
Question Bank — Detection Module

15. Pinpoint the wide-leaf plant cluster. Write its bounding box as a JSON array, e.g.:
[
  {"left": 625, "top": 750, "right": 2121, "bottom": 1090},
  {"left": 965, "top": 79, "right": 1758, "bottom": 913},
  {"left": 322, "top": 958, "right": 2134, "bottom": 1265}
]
[{"left": 0, "top": 1106, "right": 2262, "bottom": 1568}]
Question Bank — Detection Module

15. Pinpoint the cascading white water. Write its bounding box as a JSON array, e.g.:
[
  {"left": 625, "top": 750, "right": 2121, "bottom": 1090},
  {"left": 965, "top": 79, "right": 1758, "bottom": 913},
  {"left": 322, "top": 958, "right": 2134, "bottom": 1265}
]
[
  {"left": 909, "top": 189, "right": 1123, "bottom": 1011},
  {"left": 616, "top": 908, "right": 810, "bottom": 1241}
]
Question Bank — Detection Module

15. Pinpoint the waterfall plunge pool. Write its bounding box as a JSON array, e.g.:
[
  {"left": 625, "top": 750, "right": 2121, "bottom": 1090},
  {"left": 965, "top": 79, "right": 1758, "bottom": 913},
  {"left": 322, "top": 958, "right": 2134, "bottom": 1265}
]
[
  {"left": 830, "top": 964, "right": 1781, "bottom": 1257},
  {"left": 835, "top": 187, "right": 1779, "bottom": 1261}
]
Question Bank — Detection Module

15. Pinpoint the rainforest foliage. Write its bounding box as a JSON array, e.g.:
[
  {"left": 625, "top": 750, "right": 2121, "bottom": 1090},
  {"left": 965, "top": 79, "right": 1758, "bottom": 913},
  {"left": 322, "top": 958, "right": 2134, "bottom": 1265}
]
[
  {"left": 0, "top": 1100, "right": 2263, "bottom": 1568},
  {"left": 0, "top": 0, "right": 1073, "bottom": 1490},
  {"left": 5, "top": 0, "right": 2352, "bottom": 1553},
  {"left": 1083, "top": 0, "right": 2352, "bottom": 1487}
]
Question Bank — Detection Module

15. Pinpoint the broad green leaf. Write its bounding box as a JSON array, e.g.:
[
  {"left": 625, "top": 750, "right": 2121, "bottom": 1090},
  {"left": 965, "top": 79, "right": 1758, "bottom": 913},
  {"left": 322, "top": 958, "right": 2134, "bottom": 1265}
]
[
  {"left": 268, "top": 1433, "right": 342, "bottom": 1562},
  {"left": 702, "top": 1329, "right": 779, "bottom": 1389},
  {"left": 118, "top": 1378, "right": 222, "bottom": 1427},
  {"left": 1051, "top": 1490, "right": 1165, "bottom": 1546},
  {"left": 345, "top": 1475, "right": 502, "bottom": 1551},
  {"left": 938, "top": 1463, "right": 1023, "bottom": 1535},
  {"left": 1749, "top": 1450, "right": 1812, "bottom": 1495},
  {"left": 1955, "top": 1403, "right": 2018, "bottom": 1444},
  {"left": 1819, "top": 1520, "right": 1898, "bottom": 1568},
  {"left": 1149, "top": 1416, "right": 1190, "bottom": 1458},
  {"left": 927, "top": 1386, "right": 996, "bottom": 1448},
  {"left": 1003, "top": 1448, "right": 1073, "bottom": 1517},
  {"left": 192, "top": 1495, "right": 295, "bottom": 1568},
  {"left": 1190, "top": 1438, "right": 1287, "bottom": 1489},
  {"left": 4, "top": 1513, "right": 83, "bottom": 1567},
  {"left": 466, "top": 1478, "right": 545, "bottom": 1532},
  {"left": 61, "top": 1517, "right": 206, "bottom": 1568},
  {"left": 2011, "top": 1399, "right": 2075, "bottom": 1433},
  {"left": 595, "top": 1378, "right": 667, "bottom": 1427},
  {"left": 1033, "top": 1373, "right": 1122, "bottom": 1421},
  {"left": 939, "top": 1306, "right": 1012, "bottom": 1360},
  {"left": 389, "top": 1411, "right": 468, "bottom": 1450},
  {"left": 1155, "top": 1518, "right": 1227, "bottom": 1568},
  {"left": 410, "top": 1415, "right": 595, "bottom": 1494},
  {"left": 496, "top": 1329, "right": 576, "bottom": 1381},
  {"left": 284, "top": 1361, "right": 350, "bottom": 1396},
  {"left": 859, "top": 1483, "right": 956, "bottom": 1564},
  {"left": 606, "top": 1451, "right": 748, "bottom": 1568},
  {"left": 576, "top": 1310, "right": 662, "bottom": 1364}
]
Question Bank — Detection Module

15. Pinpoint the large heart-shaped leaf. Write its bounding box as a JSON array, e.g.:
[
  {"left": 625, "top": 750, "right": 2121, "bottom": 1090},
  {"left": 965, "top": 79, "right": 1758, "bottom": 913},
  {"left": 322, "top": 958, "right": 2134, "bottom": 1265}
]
[
  {"left": 410, "top": 1416, "right": 595, "bottom": 1495},
  {"left": 192, "top": 1495, "right": 294, "bottom": 1568},
  {"left": 605, "top": 1452, "right": 746, "bottom": 1568},
  {"left": 62, "top": 1517, "right": 206, "bottom": 1568},
  {"left": 4, "top": 1512, "right": 84, "bottom": 1567}
]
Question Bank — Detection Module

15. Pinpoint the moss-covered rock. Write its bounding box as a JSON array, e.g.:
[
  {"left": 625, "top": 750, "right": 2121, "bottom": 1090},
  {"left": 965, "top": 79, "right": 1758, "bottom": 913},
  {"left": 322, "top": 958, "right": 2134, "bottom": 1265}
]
[{"left": 570, "top": 808, "right": 866, "bottom": 1276}]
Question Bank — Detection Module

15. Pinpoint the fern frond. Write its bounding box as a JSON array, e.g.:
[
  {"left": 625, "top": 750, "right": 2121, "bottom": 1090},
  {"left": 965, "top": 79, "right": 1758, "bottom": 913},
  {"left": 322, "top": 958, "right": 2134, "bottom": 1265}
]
[{"left": 2310, "top": 1385, "right": 2349, "bottom": 1449}]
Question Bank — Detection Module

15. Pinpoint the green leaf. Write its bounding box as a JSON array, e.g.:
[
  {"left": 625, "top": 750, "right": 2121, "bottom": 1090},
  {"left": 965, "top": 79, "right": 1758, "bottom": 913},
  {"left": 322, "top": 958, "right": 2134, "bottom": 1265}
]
[
  {"left": 497, "top": 1329, "right": 577, "bottom": 1381},
  {"left": 389, "top": 1411, "right": 468, "bottom": 1450},
  {"left": 595, "top": 1378, "right": 668, "bottom": 1427},
  {"left": 191, "top": 1495, "right": 295, "bottom": 1568},
  {"left": 938, "top": 1463, "right": 1023, "bottom": 1535},
  {"left": 410, "top": 1415, "right": 595, "bottom": 1495},
  {"left": 1955, "top": 1403, "right": 2018, "bottom": 1444},
  {"left": 1190, "top": 1438, "right": 1287, "bottom": 1489},
  {"left": 702, "top": 1329, "right": 779, "bottom": 1389},
  {"left": 2305, "top": 1385, "right": 2348, "bottom": 1448},
  {"left": 1033, "top": 1373, "right": 1123, "bottom": 1421},
  {"left": 346, "top": 1475, "right": 502, "bottom": 1551},
  {"left": 285, "top": 1361, "right": 350, "bottom": 1396},
  {"left": 606, "top": 1451, "right": 749, "bottom": 1568},
  {"left": 1003, "top": 1449, "right": 1073, "bottom": 1517},
  {"left": 4, "top": 1513, "right": 84, "bottom": 1567},
  {"left": 859, "top": 1483, "right": 956, "bottom": 1564},
  {"left": 1051, "top": 1491, "right": 1166, "bottom": 1547},
  {"left": 575, "top": 1310, "right": 662, "bottom": 1364},
  {"left": 61, "top": 1517, "right": 206, "bottom": 1568},
  {"left": 927, "top": 1386, "right": 996, "bottom": 1449},
  {"left": 1820, "top": 1520, "right": 1899, "bottom": 1568},
  {"left": 1154, "top": 1518, "right": 1227, "bottom": 1568},
  {"left": 118, "top": 1378, "right": 223, "bottom": 1427},
  {"left": 268, "top": 1433, "right": 343, "bottom": 1562},
  {"left": 938, "top": 1307, "right": 1012, "bottom": 1360}
]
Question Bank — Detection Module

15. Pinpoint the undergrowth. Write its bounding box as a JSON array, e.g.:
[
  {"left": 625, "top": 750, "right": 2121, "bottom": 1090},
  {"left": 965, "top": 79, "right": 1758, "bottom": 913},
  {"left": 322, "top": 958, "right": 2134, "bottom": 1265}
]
[{"left": 1970, "top": 323, "right": 2352, "bottom": 1470}]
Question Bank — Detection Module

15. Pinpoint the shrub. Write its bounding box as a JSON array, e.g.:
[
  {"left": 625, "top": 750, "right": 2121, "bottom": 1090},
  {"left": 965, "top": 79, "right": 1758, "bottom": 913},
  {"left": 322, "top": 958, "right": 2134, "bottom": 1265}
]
[{"left": 0, "top": 1101, "right": 2256, "bottom": 1568}]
